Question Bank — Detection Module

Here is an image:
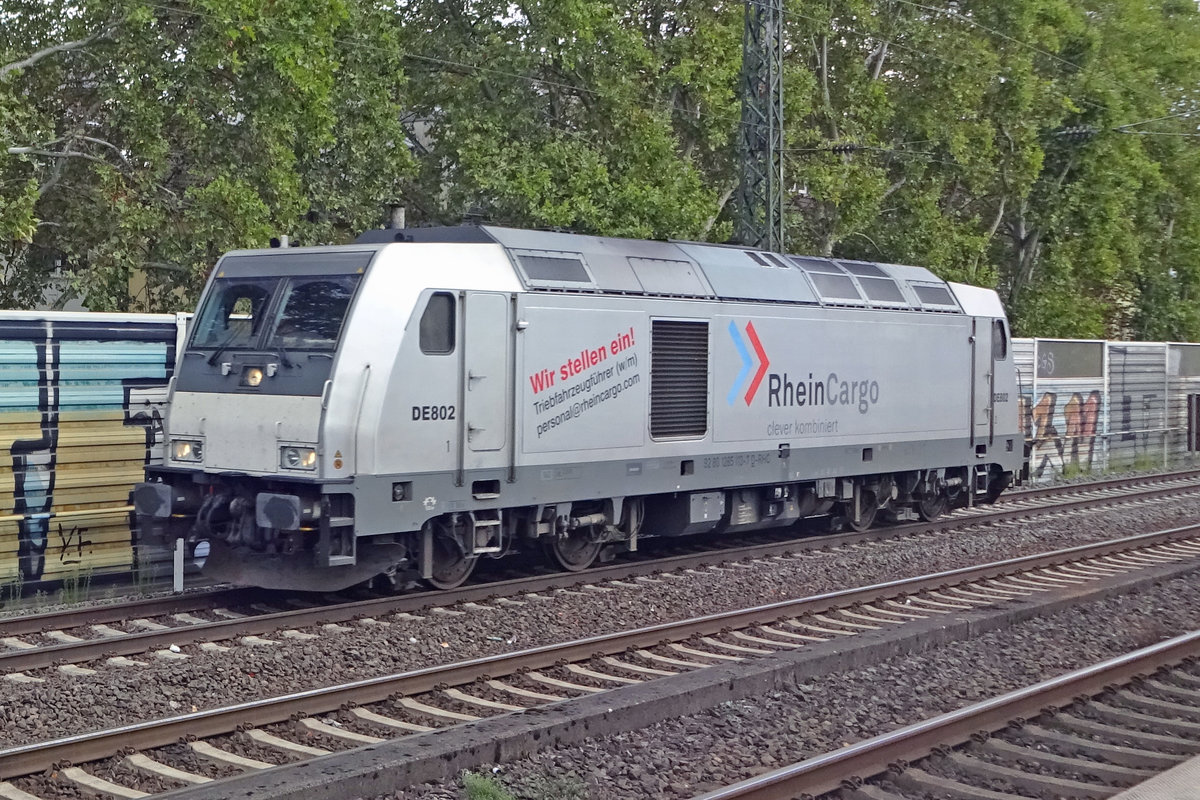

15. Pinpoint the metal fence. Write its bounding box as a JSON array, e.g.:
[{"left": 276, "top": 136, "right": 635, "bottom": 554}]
[{"left": 1015, "top": 338, "right": 1200, "bottom": 483}]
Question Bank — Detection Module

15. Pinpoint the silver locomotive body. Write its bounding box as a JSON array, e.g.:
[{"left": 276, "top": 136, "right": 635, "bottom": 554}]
[{"left": 134, "top": 226, "right": 1022, "bottom": 591}]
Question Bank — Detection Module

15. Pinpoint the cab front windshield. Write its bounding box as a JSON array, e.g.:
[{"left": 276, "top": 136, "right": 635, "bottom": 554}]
[{"left": 191, "top": 274, "right": 360, "bottom": 352}]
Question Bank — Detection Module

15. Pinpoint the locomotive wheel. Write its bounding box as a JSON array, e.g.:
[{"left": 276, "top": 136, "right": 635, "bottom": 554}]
[
  {"left": 844, "top": 491, "right": 877, "bottom": 533},
  {"left": 426, "top": 536, "right": 477, "bottom": 590},
  {"left": 544, "top": 529, "right": 603, "bottom": 572},
  {"left": 984, "top": 472, "right": 1011, "bottom": 504},
  {"left": 916, "top": 491, "right": 948, "bottom": 522}
]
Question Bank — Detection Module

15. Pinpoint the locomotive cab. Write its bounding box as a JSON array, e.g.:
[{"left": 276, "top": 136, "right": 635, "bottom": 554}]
[
  {"left": 133, "top": 247, "right": 400, "bottom": 590},
  {"left": 134, "top": 237, "right": 527, "bottom": 591}
]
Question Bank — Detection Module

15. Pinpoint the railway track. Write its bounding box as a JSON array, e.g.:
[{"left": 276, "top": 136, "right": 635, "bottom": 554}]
[
  {"left": 692, "top": 630, "right": 1200, "bottom": 800},
  {"left": 3, "top": 522, "right": 1200, "bottom": 799},
  {"left": 2, "top": 468, "right": 1198, "bottom": 682},
  {"left": 998, "top": 467, "right": 1200, "bottom": 501}
]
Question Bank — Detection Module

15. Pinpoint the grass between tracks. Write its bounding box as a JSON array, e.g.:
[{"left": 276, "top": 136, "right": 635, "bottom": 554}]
[
  {"left": 463, "top": 770, "right": 588, "bottom": 800},
  {"left": 463, "top": 772, "right": 515, "bottom": 800}
]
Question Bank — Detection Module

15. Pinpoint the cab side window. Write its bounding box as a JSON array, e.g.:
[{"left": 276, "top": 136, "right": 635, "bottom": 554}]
[
  {"left": 992, "top": 319, "right": 1008, "bottom": 361},
  {"left": 420, "top": 292, "right": 456, "bottom": 354}
]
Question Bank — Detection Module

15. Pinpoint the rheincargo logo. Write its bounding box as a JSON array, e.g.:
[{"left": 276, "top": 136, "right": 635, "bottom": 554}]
[
  {"left": 768, "top": 372, "right": 881, "bottom": 413},
  {"left": 727, "top": 320, "right": 770, "bottom": 406},
  {"left": 729, "top": 319, "right": 883, "bottom": 414}
]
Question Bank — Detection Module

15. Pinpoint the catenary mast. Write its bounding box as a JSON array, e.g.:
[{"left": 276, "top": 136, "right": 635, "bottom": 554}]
[{"left": 735, "top": 0, "right": 785, "bottom": 252}]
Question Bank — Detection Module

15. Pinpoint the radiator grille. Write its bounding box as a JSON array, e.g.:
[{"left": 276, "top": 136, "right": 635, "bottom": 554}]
[{"left": 650, "top": 320, "right": 709, "bottom": 438}]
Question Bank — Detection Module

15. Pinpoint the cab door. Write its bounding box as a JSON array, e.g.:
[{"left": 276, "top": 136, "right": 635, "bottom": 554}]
[
  {"left": 971, "top": 317, "right": 994, "bottom": 446},
  {"left": 460, "top": 292, "right": 511, "bottom": 461}
]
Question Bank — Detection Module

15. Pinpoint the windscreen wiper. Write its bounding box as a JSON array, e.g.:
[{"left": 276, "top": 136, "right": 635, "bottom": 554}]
[
  {"left": 273, "top": 344, "right": 295, "bottom": 368},
  {"left": 205, "top": 331, "right": 242, "bottom": 366}
]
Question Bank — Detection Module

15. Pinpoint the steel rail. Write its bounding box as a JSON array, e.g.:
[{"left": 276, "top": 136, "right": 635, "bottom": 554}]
[
  {"left": 0, "top": 470, "right": 1185, "bottom": 638},
  {"left": 3, "top": 523, "right": 1200, "bottom": 780},
  {"left": 1, "top": 477, "right": 1197, "bottom": 675},
  {"left": 0, "top": 468, "right": 1193, "bottom": 643},
  {"left": 0, "top": 586, "right": 261, "bottom": 638},
  {"left": 691, "top": 629, "right": 1200, "bottom": 800},
  {"left": 1001, "top": 466, "right": 1200, "bottom": 501}
]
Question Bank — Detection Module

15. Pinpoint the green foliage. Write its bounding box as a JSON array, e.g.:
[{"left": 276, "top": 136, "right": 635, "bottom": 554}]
[
  {"left": 1059, "top": 461, "right": 1086, "bottom": 479},
  {"left": 0, "top": 175, "right": 37, "bottom": 243},
  {"left": 132, "top": 553, "right": 160, "bottom": 596},
  {"left": 0, "top": 0, "right": 1198, "bottom": 340},
  {"left": 58, "top": 566, "right": 93, "bottom": 605},
  {"left": 462, "top": 772, "right": 515, "bottom": 800},
  {"left": 784, "top": 0, "right": 1200, "bottom": 340},
  {"left": 398, "top": 0, "right": 739, "bottom": 240},
  {"left": 459, "top": 768, "right": 588, "bottom": 800},
  {"left": 1132, "top": 452, "right": 1161, "bottom": 473},
  {"left": 3, "top": 568, "right": 24, "bottom": 605},
  {"left": 1, "top": 0, "right": 414, "bottom": 311}
]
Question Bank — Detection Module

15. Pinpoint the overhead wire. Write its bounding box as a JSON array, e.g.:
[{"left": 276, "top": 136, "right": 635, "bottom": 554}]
[
  {"left": 773, "top": 0, "right": 1200, "bottom": 159},
  {"left": 889, "top": 0, "right": 1197, "bottom": 131},
  {"left": 131, "top": 0, "right": 1065, "bottom": 151},
  {"left": 1117, "top": 130, "right": 1200, "bottom": 138},
  {"left": 747, "top": 0, "right": 978, "bottom": 73},
  {"left": 754, "top": 0, "right": 1092, "bottom": 168},
  {"left": 1114, "top": 109, "right": 1198, "bottom": 131},
  {"left": 766, "top": 0, "right": 1193, "bottom": 138},
  {"left": 891, "top": 0, "right": 1093, "bottom": 77}
]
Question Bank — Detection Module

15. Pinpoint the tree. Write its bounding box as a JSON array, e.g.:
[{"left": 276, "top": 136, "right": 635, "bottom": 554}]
[
  {"left": 2, "top": 0, "right": 1200, "bottom": 342},
  {"left": 394, "top": 0, "right": 741, "bottom": 240},
  {"left": 1, "top": 0, "right": 418, "bottom": 311},
  {"left": 779, "top": 0, "right": 1200, "bottom": 340}
]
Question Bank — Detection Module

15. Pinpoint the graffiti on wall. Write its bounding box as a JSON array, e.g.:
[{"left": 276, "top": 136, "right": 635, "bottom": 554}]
[
  {"left": 0, "top": 320, "right": 174, "bottom": 585},
  {"left": 1115, "top": 393, "right": 1159, "bottom": 457},
  {"left": 1020, "top": 388, "right": 1163, "bottom": 479},
  {"left": 1021, "top": 389, "right": 1102, "bottom": 478}
]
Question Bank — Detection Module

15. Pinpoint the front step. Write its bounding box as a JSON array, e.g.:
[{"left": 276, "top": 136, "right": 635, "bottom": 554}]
[
  {"left": 472, "top": 509, "right": 503, "bottom": 554},
  {"left": 974, "top": 464, "right": 990, "bottom": 493}
]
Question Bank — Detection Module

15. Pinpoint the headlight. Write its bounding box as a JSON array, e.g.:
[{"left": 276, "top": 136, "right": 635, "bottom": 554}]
[
  {"left": 242, "top": 367, "right": 264, "bottom": 387},
  {"left": 172, "top": 439, "right": 203, "bottom": 462},
  {"left": 280, "top": 446, "right": 317, "bottom": 471}
]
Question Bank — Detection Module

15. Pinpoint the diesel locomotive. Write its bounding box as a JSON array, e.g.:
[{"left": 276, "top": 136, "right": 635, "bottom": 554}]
[{"left": 133, "top": 226, "right": 1022, "bottom": 591}]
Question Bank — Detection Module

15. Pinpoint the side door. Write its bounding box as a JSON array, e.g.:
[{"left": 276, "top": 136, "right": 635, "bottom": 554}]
[
  {"left": 971, "top": 317, "right": 994, "bottom": 447},
  {"left": 460, "top": 292, "right": 512, "bottom": 462}
]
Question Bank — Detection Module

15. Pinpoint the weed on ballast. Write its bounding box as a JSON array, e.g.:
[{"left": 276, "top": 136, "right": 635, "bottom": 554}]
[
  {"left": 1132, "top": 453, "right": 1160, "bottom": 472},
  {"left": 58, "top": 565, "right": 93, "bottom": 604},
  {"left": 2, "top": 571, "right": 24, "bottom": 605},
  {"left": 461, "top": 769, "right": 590, "bottom": 800},
  {"left": 462, "top": 772, "right": 515, "bottom": 800},
  {"left": 133, "top": 559, "right": 159, "bottom": 596}
]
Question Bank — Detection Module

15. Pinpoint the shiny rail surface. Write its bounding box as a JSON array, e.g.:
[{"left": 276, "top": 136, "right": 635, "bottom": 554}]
[
  {"left": 3, "top": 523, "right": 1200, "bottom": 790},
  {"left": 1, "top": 470, "right": 1197, "bottom": 677},
  {"left": 692, "top": 629, "right": 1200, "bottom": 800},
  {"left": 1002, "top": 467, "right": 1200, "bottom": 501}
]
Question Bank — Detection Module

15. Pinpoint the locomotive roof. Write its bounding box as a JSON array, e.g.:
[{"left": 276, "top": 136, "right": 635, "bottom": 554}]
[{"left": 356, "top": 225, "right": 963, "bottom": 312}]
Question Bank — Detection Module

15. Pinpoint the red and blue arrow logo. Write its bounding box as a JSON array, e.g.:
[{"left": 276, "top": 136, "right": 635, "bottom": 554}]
[{"left": 727, "top": 320, "right": 770, "bottom": 406}]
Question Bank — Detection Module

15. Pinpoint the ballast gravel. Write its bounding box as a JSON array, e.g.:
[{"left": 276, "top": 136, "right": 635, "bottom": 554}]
[
  {"left": 1, "top": 491, "right": 1199, "bottom": 756},
  {"left": 380, "top": 572, "right": 1200, "bottom": 800}
]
